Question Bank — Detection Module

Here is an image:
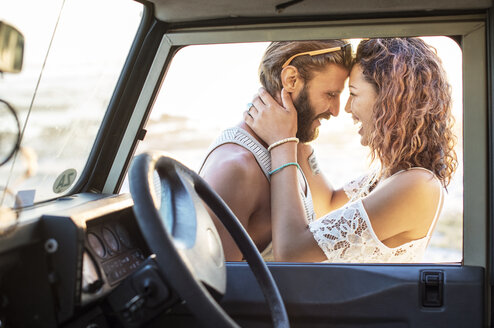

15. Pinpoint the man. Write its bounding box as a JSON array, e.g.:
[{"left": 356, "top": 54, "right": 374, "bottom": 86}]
[{"left": 199, "top": 40, "right": 352, "bottom": 260}]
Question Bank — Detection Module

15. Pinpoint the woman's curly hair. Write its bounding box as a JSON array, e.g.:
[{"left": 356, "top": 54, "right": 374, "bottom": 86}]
[{"left": 356, "top": 38, "right": 457, "bottom": 187}]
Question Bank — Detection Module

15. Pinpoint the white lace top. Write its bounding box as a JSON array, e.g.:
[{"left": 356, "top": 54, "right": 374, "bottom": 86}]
[{"left": 308, "top": 169, "right": 442, "bottom": 263}]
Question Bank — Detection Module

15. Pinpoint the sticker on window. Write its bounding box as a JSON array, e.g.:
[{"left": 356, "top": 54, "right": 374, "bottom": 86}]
[{"left": 53, "top": 168, "right": 77, "bottom": 194}]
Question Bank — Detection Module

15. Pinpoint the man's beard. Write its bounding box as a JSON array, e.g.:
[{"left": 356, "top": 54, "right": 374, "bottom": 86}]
[{"left": 293, "top": 85, "right": 318, "bottom": 143}]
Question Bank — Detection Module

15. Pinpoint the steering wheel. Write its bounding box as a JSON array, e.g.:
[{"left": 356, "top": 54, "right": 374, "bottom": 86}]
[{"left": 129, "top": 152, "right": 289, "bottom": 328}]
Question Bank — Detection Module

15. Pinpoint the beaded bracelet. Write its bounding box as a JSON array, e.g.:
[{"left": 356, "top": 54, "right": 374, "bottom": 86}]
[
  {"left": 267, "top": 137, "right": 299, "bottom": 152},
  {"left": 269, "top": 162, "right": 301, "bottom": 176}
]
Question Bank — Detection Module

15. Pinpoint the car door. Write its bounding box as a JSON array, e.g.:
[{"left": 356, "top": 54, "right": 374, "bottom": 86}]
[{"left": 88, "top": 2, "right": 490, "bottom": 327}]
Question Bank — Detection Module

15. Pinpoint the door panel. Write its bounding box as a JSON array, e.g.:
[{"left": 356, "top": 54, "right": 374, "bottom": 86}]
[{"left": 221, "top": 263, "right": 484, "bottom": 327}]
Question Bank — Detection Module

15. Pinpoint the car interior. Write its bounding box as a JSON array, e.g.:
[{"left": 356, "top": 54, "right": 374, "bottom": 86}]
[{"left": 0, "top": 0, "right": 492, "bottom": 327}]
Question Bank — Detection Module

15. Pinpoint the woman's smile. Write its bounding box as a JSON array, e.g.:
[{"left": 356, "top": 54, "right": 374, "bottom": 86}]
[
  {"left": 352, "top": 115, "right": 363, "bottom": 134},
  {"left": 346, "top": 64, "right": 378, "bottom": 146}
]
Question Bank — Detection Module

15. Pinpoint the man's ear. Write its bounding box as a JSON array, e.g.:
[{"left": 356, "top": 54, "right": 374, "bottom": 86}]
[{"left": 281, "top": 66, "right": 303, "bottom": 93}]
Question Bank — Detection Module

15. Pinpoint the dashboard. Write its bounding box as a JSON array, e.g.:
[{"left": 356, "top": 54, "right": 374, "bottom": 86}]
[{"left": 0, "top": 192, "right": 176, "bottom": 327}]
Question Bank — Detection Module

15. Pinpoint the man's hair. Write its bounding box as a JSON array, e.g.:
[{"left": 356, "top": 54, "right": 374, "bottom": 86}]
[
  {"left": 258, "top": 40, "right": 352, "bottom": 96},
  {"left": 356, "top": 38, "right": 457, "bottom": 187}
]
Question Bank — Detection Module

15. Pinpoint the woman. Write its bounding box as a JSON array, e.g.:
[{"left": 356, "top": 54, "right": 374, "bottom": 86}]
[{"left": 244, "top": 38, "right": 457, "bottom": 263}]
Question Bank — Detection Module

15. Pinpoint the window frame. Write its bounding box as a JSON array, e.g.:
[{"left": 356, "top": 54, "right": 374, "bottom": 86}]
[{"left": 106, "top": 14, "right": 487, "bottom": 267}]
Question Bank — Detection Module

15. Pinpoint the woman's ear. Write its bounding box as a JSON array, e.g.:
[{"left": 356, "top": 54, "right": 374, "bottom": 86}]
[{"left": 281, "top": 66, "right": 303, "bottom": 93}]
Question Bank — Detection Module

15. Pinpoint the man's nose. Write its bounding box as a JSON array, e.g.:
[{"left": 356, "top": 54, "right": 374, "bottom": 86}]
[
  {"left": 344, "top": 97, "right": 352, "bottom": 113},
  {"left": 330, "top": 97, "right": 340, "bottom": 116}
]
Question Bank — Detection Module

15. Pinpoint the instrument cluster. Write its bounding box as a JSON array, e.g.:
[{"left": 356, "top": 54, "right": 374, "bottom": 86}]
[{"left": 83, "top": 217, "right": 147, "bottom": 298}]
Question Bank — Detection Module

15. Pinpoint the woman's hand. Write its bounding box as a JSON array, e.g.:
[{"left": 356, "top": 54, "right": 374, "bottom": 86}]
[{"left": 244, "top": 87, "right": 298, "bottom": 146}]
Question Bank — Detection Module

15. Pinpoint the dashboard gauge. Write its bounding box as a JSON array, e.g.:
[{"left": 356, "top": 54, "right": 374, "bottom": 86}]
[
  {"left": 87, "top": 232, "right": 106, "bottom": 258},
  {"left": 102, "top": 227, "right": 120, "bottom": 252},
  {"left": 115, "top": 223, "right": 133, "bottom": 249},
  {"left": 82, "top": 250, "right": 102, "bottom": 294}
]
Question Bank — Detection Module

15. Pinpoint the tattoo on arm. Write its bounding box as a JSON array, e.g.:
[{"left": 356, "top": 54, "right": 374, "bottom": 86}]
[{"left": 308, "top": 149, "right": 321, "bottom": 175}]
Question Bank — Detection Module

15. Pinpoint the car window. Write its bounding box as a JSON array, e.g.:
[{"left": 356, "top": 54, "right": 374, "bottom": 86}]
[
  {"left": 0, "top": 0, "right": 143, "bottom": 208},
  {"left": 133, "top": 37, "right": 463, "bottom": 263}
]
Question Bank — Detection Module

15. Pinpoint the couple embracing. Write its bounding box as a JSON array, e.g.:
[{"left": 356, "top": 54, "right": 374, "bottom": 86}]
[{"left": 200, "top": 38, "right": 457, "bottom": 263}]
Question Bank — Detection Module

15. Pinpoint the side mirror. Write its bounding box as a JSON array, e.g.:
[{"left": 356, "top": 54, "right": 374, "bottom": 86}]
[
  {"left": 0, "top": 21, "right": 24, "bottom": 74},
  {"left": 0, "top": 99, "right": 21, "bottom": 166}
]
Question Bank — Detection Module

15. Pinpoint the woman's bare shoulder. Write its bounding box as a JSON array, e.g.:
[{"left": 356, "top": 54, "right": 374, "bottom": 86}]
[
  {"left": 362, "top": 168, "right": 442, "bottom": 240},
  {"left": 391, "top": 168, "right": 441, "bottom": 196}
]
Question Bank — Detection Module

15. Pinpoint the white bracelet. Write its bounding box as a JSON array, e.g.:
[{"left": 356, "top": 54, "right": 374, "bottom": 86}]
[{"left": 267, "top": 137, "right": 299, "bottom": 152}]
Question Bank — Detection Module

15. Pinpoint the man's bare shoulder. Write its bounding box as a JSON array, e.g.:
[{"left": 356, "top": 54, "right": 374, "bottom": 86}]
[
  {"left": 201, "top": 143, "right": 268, "bottom": 217},
  {"left": 202, "top": 143, "right": 266, "bottom": 187}
]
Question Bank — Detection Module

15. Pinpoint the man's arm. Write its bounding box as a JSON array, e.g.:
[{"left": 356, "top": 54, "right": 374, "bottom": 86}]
[
  {"left": 297, "top": 143, "right": 349, "bottom": 217},
  {"left": 201, "top": 147, "right": 265, "bottom": 260}
]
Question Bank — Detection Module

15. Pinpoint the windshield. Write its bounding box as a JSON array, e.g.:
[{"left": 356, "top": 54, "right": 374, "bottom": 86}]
[{"left": 0, "top": 0, "right": 143, "bottom": 208}]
